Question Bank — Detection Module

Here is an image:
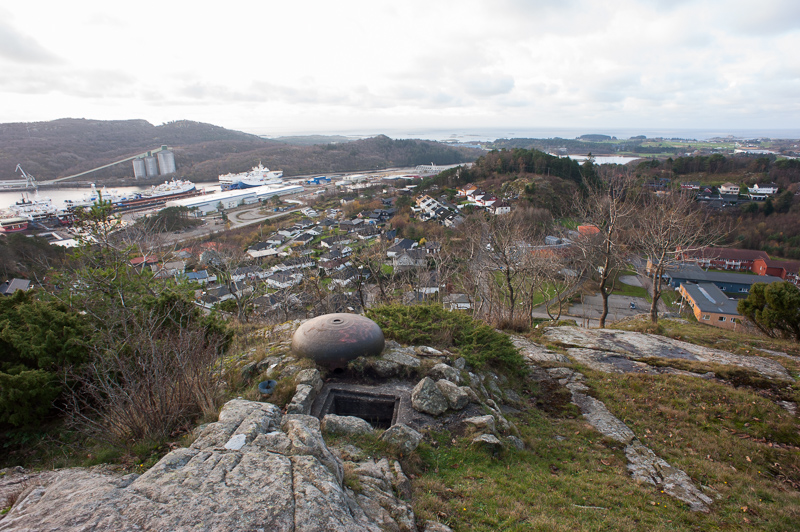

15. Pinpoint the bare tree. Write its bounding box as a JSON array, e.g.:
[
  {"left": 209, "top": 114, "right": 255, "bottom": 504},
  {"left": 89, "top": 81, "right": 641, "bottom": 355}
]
[
  {"left": 573, "top": 170, "right": 638, "bottom": 327},
  {"left": 634, "top": 190, "right": 724, "bottom": 323}
]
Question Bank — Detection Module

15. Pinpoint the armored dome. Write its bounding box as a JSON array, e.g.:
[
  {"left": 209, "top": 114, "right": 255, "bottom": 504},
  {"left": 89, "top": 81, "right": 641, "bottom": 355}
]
[{"left": 291, "top": 313, "right": 385, "bottom": 369}]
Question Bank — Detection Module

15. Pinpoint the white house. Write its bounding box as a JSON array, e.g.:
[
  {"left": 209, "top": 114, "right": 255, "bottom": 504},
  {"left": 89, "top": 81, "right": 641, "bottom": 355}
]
[{"left": 719, "top": 183, "right": 740, "bottom": 195}]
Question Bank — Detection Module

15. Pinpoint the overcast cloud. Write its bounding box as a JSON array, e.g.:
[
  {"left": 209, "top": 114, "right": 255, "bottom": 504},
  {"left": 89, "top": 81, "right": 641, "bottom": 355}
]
[{"left": 1, "top": 0, "right": 798, "bottom": 137}]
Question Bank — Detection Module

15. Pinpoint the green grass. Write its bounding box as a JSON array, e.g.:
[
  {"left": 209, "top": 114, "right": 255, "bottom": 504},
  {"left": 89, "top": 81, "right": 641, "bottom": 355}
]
[
  {"left": 587, "top": 371, "right": 800, "bottom": 531},
  {"left": 366, "top": 304, "right": 525, "bottom": 374},
  {"left": 411, "top": 363, "right": 800, "bottom": 531}
]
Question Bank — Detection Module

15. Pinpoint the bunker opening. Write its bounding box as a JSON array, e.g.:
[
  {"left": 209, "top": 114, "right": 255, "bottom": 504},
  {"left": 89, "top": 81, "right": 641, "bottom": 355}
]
[{"left": 320, "top": 389, "right": 399, "bottom": 429}]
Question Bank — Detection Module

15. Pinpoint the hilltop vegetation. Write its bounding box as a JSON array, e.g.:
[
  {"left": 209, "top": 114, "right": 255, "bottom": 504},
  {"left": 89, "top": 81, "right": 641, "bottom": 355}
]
[{"left": 0, "top": 119, "right": 480, "bottom": 182}]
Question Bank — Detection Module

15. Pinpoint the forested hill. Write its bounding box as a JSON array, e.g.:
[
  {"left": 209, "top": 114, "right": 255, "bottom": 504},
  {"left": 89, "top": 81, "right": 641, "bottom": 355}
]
[
  {"left": 0, "top": 119, "right": 480, "bottom": 182},
  {"left": 419, "top": 148, "right": 595, "bottom": 216}
]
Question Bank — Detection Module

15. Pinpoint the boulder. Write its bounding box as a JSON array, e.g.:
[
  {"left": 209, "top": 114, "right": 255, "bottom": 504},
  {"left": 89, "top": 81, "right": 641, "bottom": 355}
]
[
  {"left": 383, "top": 350, "right": 422, "bottom": 369},
  {"left": 322, "top": 414, "right": 374, "bottom": 436},
  {"left": 428, "top": 363, "right": 461, "bottom": 384},
  {"left": 295, "top": 368, "right": 323, "bottom": 394},
  {"left": 472, "top": 434, "right": 503, "bottom": 451},
  {"left": 463, "top": 415, "right": 495, "bottom": 433},
  {"left": 372, "top": 359, "right": 402, "bottom": 378},
  {"left": 460, "top": 386, "right": 480, "bottom": 404},
  {"left": 286, "top": 384, "right": 316, "bottom": 415},
  {"left": 379, "top": 424, "right": 423, "bottom": 454},
  {"left": 435, "top": 379, "right": 469, "bottom": 410},
  {"left": 411, "top": 377, "right": 448, "bottom": 416},
  {"left": 453, "top": 357, "right": 466, "bottom": 370}
]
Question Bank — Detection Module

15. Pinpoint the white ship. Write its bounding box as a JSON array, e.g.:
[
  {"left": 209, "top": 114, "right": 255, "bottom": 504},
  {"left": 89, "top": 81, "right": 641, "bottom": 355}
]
[
  {"left": 5, "top": 191, "right": 59, "bottom": 221},
  {"left": 64, "top": 184, "right": 130, "bottom": 210},
  {"left": 135, "top": 179, "right": 196, "bottom": 199},
  {"left": 219, "top": 163, "right": 283, "bottom": 191}
]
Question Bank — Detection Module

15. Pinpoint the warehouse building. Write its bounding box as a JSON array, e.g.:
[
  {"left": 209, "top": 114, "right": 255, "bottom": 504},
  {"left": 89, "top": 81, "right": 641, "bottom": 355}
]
[{"left": 165, "top": 185, "right": 304, "bottom": 215}]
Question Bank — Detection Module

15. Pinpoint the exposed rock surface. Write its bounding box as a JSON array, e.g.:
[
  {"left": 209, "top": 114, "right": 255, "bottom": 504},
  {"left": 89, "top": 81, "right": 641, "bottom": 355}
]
[
  {"left": 543, "top": 327, "right": 792, "bottom": 381},
  {"left": 625, "top": 441, "right": 713, "bottom": 512},
  {"left": 411, "top": 377, "right": 448, "bottom": 415},
  {"left": 295, "top": 368, "right": 324, "bottom": 393},
  {"left": 435, "top": 379, "right": 469, "bottom": 410},
  {"left": 508, "top": 333, "right": 571, "bottom": 364},
  {"left": 286, "top": 383, "right": 316, "bottom": 415},
  {"left": 0, "top": 400, "right": 414, "bottom": 531},
  {"left": 567, "top": 381, "right": 711, "bottom": 512},
  {"left": 322, "top": 414, "right": 374, "bottom": 436},
  {"left": 472, "top": 434, "right": 503, "bottom": 451},
  {"left": 428, "top": 363, "right": 461, "bottom": 384},
  {"left": 379, "top": 424, "right": 423, "bottom": 454},
  {"left": 463, "top": 415, "right": 496, "bottom": 433}
]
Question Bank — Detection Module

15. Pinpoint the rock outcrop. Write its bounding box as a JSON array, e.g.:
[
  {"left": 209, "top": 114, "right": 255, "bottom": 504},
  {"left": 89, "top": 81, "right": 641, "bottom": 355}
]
[{"left": 0, "top": 400, "right": 415, "bottom": 531}]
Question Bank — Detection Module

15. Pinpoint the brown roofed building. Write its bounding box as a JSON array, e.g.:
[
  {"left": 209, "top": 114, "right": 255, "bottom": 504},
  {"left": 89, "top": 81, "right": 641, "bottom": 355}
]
[
  {"left": 752, "top": 258, "right": 800, "bottom": 286},
  {"left": 676, "top": 247, "right": 769, "bottom": 272}
]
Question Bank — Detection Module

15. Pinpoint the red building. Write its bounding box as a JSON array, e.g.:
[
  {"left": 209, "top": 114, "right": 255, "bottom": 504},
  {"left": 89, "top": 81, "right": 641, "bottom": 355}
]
[
  {"left": 675, "top": 247, "right": 769, "bottom": 272},
  {"left": 751, "top": 258, "right": 800, "bottom": 286}
]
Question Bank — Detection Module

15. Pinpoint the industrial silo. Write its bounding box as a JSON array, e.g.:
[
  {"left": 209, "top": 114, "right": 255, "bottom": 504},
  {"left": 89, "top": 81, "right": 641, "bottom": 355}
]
[
  {"left": 144, "top": 156, "right": 159, "bottom": 177},
  {"left": 157, "top": 150, "right": 176, "bottom": 175},
  {"left": 133, "top": 158, "right": 147, "bottom": 179}
]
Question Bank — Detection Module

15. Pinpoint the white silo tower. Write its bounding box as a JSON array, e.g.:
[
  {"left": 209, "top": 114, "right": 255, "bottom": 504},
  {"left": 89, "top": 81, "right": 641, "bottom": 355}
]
[
  {"left": 144, "top": 156, "right": 159, "bottom": 177},
  {"left": 157, "top": 150, "right": 176, "bottom": 175},
  {"left": 133, "top": 158, "right": 147, "bottom": 179}
]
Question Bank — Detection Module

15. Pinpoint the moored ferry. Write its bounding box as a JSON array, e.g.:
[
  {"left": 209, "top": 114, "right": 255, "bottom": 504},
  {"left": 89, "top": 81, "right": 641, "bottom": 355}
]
[
  {"left": 219, "top": 163, "right": 283, "bottom": 191},
  {"left": 0, "top": 216, "right": 29, "bottom": 233}
]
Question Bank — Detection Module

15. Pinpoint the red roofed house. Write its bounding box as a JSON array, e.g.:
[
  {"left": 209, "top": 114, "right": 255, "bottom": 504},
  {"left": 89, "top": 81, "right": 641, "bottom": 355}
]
[
  {"left": 676, "top": 247, "right": 769, "bottom": 272},
  {"left": 577, "top": 225, "right": 600, "bottom": 236},
  {"left": 752, "top": 258, "right": 800, "bottom": 286}
]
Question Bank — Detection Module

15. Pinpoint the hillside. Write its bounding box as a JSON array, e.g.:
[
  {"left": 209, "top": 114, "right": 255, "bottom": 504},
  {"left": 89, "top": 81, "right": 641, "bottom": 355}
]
[
  {"left": 0, "top": 119, "right": 481, "bottom": 183},
  {"left": 2, "top": 310, "right": 798, "bottom": 531}
]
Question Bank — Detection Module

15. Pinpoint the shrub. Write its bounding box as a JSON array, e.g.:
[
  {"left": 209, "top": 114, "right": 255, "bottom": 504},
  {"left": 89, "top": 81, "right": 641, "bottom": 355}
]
[
  {"left": 366, "top": 304, "right": 524, "bottom": 374},
  {"left": 0, "top": 291, "right": 89, "bottom": 426}
]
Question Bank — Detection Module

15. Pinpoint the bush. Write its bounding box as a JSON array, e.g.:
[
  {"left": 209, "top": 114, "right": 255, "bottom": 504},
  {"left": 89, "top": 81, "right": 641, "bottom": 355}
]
[
  {"left": 738, "top": 282, "right": 800, "bottom": 340},
  {"left": 0, "top": 291, "right": 89, "bottom": 427},
  {"left": 366, "top": 304, "right": 524, "bottom": 374}
]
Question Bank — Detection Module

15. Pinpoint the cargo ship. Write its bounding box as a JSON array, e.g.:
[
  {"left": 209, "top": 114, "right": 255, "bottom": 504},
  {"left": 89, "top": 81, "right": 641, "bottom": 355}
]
[{"left": 64, "top": 179, "right": 202, "bottom": 212}]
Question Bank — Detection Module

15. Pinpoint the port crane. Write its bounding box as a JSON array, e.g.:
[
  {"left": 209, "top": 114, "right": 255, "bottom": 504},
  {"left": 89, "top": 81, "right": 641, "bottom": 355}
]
[{"left": 15, "top": 164, "right": 38, "bottom": 190}]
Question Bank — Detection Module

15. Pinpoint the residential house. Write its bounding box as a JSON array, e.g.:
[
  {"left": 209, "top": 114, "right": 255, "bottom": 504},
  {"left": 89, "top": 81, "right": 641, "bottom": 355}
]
[
  {"left": 183, "top": 270, "right": 215, "bottom": 285},
  {"left": 265, "top": 234, "right": 286, "bottom": 246},
  {"left": 393, "top": 249, "right": 428, "bottom": 271},
  {"left": 457, "top": 184, "right": 478, "bottom": 197},
  {"left": 424, "top": 241, "right": 441, "bottom": 254},
  {"left": 387, "top": 238, "right": 418, "bottom": 257},
  {"left": 490, "top": 201, "right": 511, "bottom": 215},
  {"left": 748, "top": 183, "right": 779, "bottom": 200},
  {"left": 0, "top": 278, "right": 31, "bottom": 295},
  {"left": 418, "top": 271, "right": 441, "bottom": 294},
  {"left": 319, "top": 257, "right": 350, "bottom": 274},
  {"left": 129, "top": 255, "right": 158, "bottom": 269},
  {"left": 330, "top": 267, "right": 368, "bottom": 288},
  {"left": 320, "top": 235, "right": 353, "bottom": 248},
  {"left": 719, "top": 182, "right": 740, "bottom": 195},
  {"left": 276, "top": 257, "right": 316, "bottom": 271},
  {"left": 265, "top": 271, "right": 302, "bottom": 289},
  {"left": 151, "top": 260, "right": 186, "bottom": 279},
  {"left": 443, "top": 213, "right": 464, "bottom": 228},
  {"left": 443, "top": 293, "right": 472, "bottom": 311},
  {"left": 355, "top": 226, "right": 382, "bottom": 240}
]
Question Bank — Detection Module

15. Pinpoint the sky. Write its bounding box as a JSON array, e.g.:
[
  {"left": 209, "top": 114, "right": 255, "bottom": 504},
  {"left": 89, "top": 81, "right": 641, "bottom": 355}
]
[{"left": 1, "top": 0, "right": 798, "bottom": 138}]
